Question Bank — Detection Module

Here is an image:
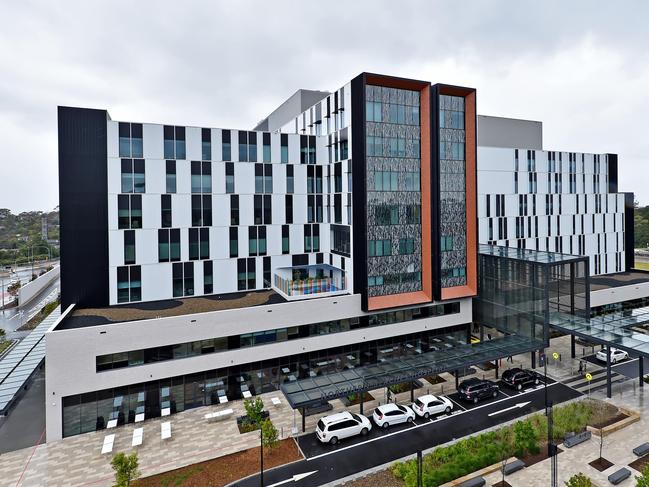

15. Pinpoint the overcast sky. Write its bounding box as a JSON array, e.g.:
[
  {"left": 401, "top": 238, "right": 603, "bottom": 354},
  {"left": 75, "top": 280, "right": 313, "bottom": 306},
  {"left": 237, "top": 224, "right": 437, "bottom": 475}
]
[{"left": 1, "top": 0, "right": 648, "bottom": 212}]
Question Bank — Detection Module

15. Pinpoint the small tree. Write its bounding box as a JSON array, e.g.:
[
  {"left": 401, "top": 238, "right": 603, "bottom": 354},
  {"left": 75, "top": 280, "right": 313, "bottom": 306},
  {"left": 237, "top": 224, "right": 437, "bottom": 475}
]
[
  {"left": 110, "top": 452, "right": 140, "bottom": 487},
  {"left": 243, "top": 396, "right": 264, "bottom": 425},
  {"left": 261, "top": 418, "right": 279, "bottom": 449},
  {"left": 0, "top": 328, "right": 6, "bottom": 341},
  {"left": 636, "top": 464, "right": 649, "bottom": 487},
  {"left": 589, "top": 400, "right": 612, "bottom": 461},
  {"left": 514, "top": 419, "right": 540, "bottom": 458},
  {"left": 496, "top": 427, "right": 515, "bottom": 486},
  {"left": 564, "top": 473, "right": 592, "bottom": 487},
  {"left": 7, "top": 281, "right": 20, "bottom": 296}
]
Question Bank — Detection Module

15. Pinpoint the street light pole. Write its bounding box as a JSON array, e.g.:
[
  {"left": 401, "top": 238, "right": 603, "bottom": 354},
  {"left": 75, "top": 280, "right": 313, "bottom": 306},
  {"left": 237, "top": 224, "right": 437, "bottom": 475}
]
[{"left": 260, "top": 429, "right": 264, "bottom": 487}]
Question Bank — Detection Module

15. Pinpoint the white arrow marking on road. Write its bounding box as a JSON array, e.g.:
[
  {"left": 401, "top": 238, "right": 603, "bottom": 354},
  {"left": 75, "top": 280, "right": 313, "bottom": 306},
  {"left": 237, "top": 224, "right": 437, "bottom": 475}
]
[
  {"left": 488, "top": 401, "right": 531, "bottom": 417},
  {"left": 267, "top": 471, "right": 318, "bottom": 487}
]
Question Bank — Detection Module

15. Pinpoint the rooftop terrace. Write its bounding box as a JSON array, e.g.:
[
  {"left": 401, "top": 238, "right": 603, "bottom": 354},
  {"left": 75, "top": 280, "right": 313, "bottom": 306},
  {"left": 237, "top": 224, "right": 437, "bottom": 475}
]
[{"left": 590, "top": 270, "right": 649, "bottom": 291}]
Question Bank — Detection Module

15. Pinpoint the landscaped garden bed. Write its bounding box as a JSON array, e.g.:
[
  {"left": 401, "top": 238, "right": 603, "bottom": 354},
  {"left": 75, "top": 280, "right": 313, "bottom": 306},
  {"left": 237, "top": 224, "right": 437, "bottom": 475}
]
[
  {"left": 237, "top": 410, "right": 270, "bottom": 434},
  {"left": 388, "top": 380, "right": 423, "bottom": 395},
  {"left": 423, "top": 374, "right": 447, "bottom": 385},
  {"left": 134, "top": 438, "right": 301, "bottom": 487},
  {"left": 341, "top": 391, "right": 375, "bottom": 407},
  {"left": 388, "top": 399, "right": 622, "bottom": 487}
]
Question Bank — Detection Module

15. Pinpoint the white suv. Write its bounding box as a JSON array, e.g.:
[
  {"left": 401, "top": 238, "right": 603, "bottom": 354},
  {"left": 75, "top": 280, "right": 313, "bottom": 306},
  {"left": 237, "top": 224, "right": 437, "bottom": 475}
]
[
  {"left": 596, "top": 347, "right": 629, "bottom": 364},
  {"left": 373, "top": 403, "right": 415, "bottom": 428},
  {"left": 412, "top": 394, "right": 453, "bottom": 419},
  {"left": 315, "top": 411, "right": 372, "bottom": 445}
]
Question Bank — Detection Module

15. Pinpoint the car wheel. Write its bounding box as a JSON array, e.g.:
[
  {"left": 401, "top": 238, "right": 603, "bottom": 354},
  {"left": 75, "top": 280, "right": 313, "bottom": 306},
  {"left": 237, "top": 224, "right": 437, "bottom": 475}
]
[
  {"left": 361, "top": 427, "right": 369, "bottom": 436},
  {"left": 492, "top": 390, "right": 498, "bottom": 398},
  {"left": 517, "top": 383, "right": 523, "bottom": 391},
  {"left": 382, "top": 422, "right": 389, "bottom": 429},
  {"left": 407, "top": 416, "right": 414, "bottom": 423},
  {"left": 330, "top": 436, "right": 338, "bottom": 445},
  {"left": 424, "top": 412, "right": 430, "bottom": 419},
  {"left": 473, "top": 397, "right": 479, "bottom": 404},
  {"left": 445, "top": 406, "right": 451, "bottom": 414},
  {"left": 534, "top": 378, "right": 539, "bottom": 385}
]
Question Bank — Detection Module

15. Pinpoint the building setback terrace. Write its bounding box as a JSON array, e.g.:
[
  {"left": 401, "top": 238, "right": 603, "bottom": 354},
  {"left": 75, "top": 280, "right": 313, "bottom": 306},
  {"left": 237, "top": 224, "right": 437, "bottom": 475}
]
[{"left": 56, "top": 289, "right": 286, "bottom": 329}]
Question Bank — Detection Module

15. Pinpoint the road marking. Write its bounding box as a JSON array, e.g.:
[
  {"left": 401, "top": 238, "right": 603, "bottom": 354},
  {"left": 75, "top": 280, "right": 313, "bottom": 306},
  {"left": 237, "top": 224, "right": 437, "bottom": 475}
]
[
  {"left": 487, "top": 401, "right": 531, "bottom": 417},
  {"left": 305, "top": 383, "right": 561, "bottom": 461},
  {"left": 499, "top": 389, "right": 512, "bottom": 398},
  {"left": 267, "top": 471, "right": 318, "bottom": 487},
  {"left": 446, "top": 396, "right": 467, "bottom": 411}
]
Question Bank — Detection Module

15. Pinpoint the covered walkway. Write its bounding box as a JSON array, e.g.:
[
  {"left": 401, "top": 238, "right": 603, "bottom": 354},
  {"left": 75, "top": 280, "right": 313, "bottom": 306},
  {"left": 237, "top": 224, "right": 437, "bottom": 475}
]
[
  {"left": 551, "top": 305, "right": 649, "bottom": 397},
  {"left": 281, "top": 334, "right": 544, "bottom": 430}
]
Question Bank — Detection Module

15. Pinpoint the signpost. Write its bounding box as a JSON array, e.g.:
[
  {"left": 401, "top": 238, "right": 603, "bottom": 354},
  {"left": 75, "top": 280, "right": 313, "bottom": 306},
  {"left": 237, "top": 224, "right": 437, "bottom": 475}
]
[{"left": 586, "top": 372, "right": 593, "bottom": 397}]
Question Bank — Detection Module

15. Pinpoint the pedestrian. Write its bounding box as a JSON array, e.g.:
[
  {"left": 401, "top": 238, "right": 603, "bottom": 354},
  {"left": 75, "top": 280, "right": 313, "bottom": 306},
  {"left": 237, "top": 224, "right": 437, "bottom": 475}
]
[
  {"left": 507, "top": 355, "right": 513, "bottom": 363},
  {"left": 578, "top": 361, "right": 583, "bottom": 375}
]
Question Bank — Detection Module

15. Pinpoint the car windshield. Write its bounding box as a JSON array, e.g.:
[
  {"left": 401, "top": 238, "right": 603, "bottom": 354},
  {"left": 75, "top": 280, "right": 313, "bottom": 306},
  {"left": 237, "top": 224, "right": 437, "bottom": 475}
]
[
  {"left": 317, "top": 419, "right": 325, "bottom": 431},
  {"left": 351, "top": 413, "right": 363, "bottom": 422}
]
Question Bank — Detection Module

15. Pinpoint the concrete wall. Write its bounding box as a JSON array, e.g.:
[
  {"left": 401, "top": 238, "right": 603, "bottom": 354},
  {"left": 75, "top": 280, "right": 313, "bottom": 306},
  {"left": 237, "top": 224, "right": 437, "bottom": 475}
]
[
  {"left": 45, "top": 295, "right": 472, "bottom": 440},
  {"left": 478, "top": 115, "right": 543, "bottom": 150},
  {"left": 18, "top": 265, "right": 60, "bottom": 306},
  {"left": 590, "top": 281, "right": 649, "bottom": 308}
]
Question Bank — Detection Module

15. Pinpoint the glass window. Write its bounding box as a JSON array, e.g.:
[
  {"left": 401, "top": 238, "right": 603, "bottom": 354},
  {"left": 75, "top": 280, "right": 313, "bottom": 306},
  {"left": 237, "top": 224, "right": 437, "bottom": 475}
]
[
  {"left": 166, "top": 160, "right": 176, "bottom": 193},
  {"left": 222, "top": 130, "right": 231, "bottom": 161},
  {"left": 124, "top": 230, "right": 135, "bottom": 265},
  {"left": 161, "top": 194, "right": 172, "bottom": 228},
  {"left": 263, "top": 133, "right": 271, "bottom": 163},
  {"left": 201, "top": 128, "right": 211, "bottom": 161},
  {"left": 225, "top": 163, "right": 234, "bottom": 193},
  {"left": 203, "top": 261, "right": 213, "bottom": 294},
  {"left": 280, "top": 134, "right": 289, "bottom": 163}
]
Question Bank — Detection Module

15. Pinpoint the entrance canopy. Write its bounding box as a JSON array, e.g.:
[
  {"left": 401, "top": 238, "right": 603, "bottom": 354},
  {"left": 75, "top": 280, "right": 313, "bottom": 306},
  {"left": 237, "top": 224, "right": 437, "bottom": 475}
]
[
  {"left": 280, "top": 334, "right": 542, "bottom": 409},
  {"left": 551, "top": 305, "right": 649, "bottom": 357}
]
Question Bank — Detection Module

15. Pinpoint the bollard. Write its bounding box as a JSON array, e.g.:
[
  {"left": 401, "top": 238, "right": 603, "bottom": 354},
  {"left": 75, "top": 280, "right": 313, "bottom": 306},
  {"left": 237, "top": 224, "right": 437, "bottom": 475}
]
[
  {"left": 440, "top": 385, "right": 443, "bottom": 395},
  {"left": 281, "top": 426, "right": 283, "bottom": 439},
  {"left": 559, "top": 353, "right": 562, "bottom": 362}
]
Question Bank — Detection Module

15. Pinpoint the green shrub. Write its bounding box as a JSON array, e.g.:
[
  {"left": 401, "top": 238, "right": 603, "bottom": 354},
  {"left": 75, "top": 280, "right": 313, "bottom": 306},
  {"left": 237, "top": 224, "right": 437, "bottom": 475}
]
[
  {"left": 636, "top": 464, "right": 649, "bottom": 487},
  {"left": 261, "top": 418, "right": 279, "bottom": 449},
  {"left": 514, "top": 419, "right": 539, "bottom": 457},
  {"left": 243, "top": 397, "right": 264, "bottom": 425},
  {"left": 565, "top": 472, "right": 592, "bottom": 487},
  {"left": 110, "top": 452, "right": 140, "bottom": 487}
]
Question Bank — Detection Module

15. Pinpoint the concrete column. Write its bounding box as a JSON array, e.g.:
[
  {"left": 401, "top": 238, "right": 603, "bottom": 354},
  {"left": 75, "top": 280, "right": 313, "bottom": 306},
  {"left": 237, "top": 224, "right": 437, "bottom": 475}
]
[
  {"left": 640, "top": 358, "right": 644, "bottom": 389},
  {"left": 410, "top": 382, "right": 415, "bottom": 403},
  {"left": 606, "top": 347, "right": 612, "bottom": 399},
  {"left": 455, "top": 370, "right": 459, "bottom": 390},
  {"left": 359, "top": 391, "right": 364, "bottom": 415},
  {"left": 571, "top": 335, "right": 576, "bottom": 359},
  {"left": 301, "top": 408, "right": 306, "bottom": 432},
  {"left": 495, "top": 359, "right": 499, "bottom": 379}
]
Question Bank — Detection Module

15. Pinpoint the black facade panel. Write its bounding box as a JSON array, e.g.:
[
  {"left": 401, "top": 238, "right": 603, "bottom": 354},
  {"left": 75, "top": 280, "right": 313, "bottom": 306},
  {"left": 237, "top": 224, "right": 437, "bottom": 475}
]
[
  {"left": 58, "top": 107, "right": 109, "bottom": 309},
  {"left": 607, "top": 154, "right": 618, "bottom": 193},
  {"left": 624, "top": 192, "right": 635, "bottom": 271},
  {"left": 430, "top": 85, "right": 442, "bottom": 300},
  {"left": 350, "top": 74, "right": 368, "bottom": 310}
]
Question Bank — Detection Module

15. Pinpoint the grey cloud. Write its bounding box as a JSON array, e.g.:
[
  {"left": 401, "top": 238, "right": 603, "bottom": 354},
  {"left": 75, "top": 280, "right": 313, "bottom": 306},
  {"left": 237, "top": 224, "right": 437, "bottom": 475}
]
[{"left": 0, "top": 0, "right": 647, "bottom": 211}]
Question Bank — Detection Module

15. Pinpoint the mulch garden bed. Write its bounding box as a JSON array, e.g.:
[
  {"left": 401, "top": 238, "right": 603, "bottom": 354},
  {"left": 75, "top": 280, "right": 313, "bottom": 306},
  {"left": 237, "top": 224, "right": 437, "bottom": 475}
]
[
  {"left": 590, "top": 412, "right": 628, "bottom": 429},
  {"left": 519, "top": 443, "right": 563, "bottom": 467},
  {"left": 135, "top": 438, "right": 301, "bottom": 487},
  {"left": 492, "top": 481, "right": 512, "bottom": 487},
  {"left": 629, "top": 454, "right": 649, "bottom": 472},
  {"left": 589, "top": 457, "right": 614, "bottom": 472}
]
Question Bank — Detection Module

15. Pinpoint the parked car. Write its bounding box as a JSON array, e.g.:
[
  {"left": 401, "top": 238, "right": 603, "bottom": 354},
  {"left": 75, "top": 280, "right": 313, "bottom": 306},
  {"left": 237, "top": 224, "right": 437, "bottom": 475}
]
[
  {"left": 501, "top": 368, "right": 540, "bottom": 390},
  {"left": 315, "top": 411, "right": 372, "bottom": 445},
  {"left": 458, "top": 378, "right": 499, "bottom": 404},
  {"left": 373, "top": 403, "right": 415, "bottom": 428},
  {"left": 595, "top": 347, "right": 629, "bottom": 364},
  {"left": 412, "top": 394, "right": 453, "bottom": 418}
]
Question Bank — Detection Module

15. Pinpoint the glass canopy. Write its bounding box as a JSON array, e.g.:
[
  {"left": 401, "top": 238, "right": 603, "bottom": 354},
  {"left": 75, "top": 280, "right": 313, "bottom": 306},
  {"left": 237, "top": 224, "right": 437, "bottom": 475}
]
[
  {"left": 551, "top": 305, "right": 649, "bottom": 356},
  {"left": 281, "top": 334, "right": 543, "bottom": 409},
  {"left": 479, "top": 244, "right": 588, "bottom": 265}
]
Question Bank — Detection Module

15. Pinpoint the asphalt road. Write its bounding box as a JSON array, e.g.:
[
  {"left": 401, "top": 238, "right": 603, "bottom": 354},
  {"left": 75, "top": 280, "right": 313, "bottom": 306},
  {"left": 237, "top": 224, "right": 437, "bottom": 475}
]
[
  {"left": 0, "top": 277, "right": 59, "bottom": 334},
  {"left": 231, "top": 381, "right": 581, "bottom": 487}
]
